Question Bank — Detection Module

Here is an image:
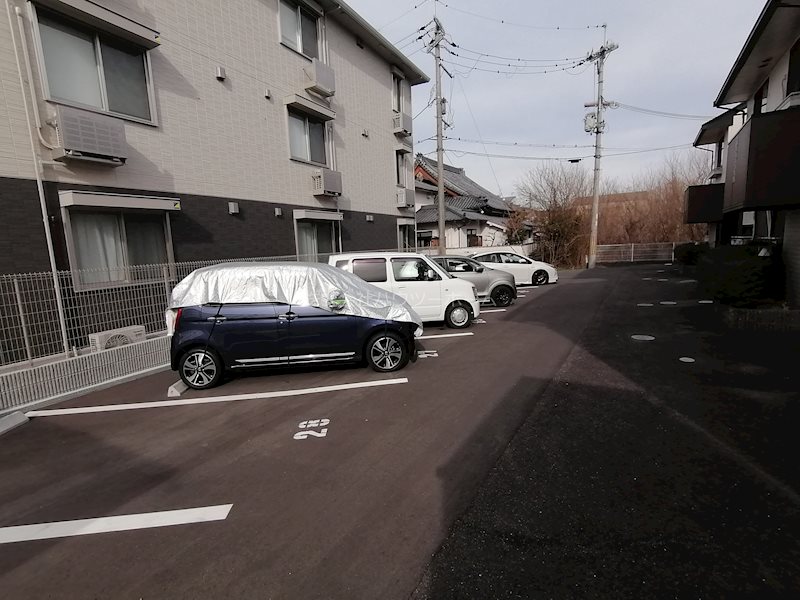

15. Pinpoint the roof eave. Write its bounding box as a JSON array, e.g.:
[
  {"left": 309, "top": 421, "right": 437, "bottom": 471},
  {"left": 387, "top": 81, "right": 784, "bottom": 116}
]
[{"left": 321, "top": 0, "right": 430, "bottom": 85}]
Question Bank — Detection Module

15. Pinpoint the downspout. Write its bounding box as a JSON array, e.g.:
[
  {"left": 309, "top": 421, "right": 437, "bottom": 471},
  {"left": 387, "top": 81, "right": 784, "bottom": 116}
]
[
  {"left": 7, "top": 0, "right": 69, "bottom": 357},
  {"left": 16, "top": 3, "right": 54, "bottom": 149}
]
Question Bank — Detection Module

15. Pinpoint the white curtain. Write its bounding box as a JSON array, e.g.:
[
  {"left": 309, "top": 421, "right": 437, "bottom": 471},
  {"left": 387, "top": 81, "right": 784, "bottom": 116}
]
[
  {"left": 71, "top": 213, "right": 125, "bottom": 283},
  {"left": 297, "top": 221, "right": 318, "bottom": 261}
]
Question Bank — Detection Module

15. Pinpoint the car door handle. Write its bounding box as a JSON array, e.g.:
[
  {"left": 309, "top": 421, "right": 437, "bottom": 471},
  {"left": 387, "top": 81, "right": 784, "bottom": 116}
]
[
  {"left": 206, "top": 316, "right": 226, "bottom": 323},
  {"left": 278, "top": 312, "right": 297, "bottom": 321}
]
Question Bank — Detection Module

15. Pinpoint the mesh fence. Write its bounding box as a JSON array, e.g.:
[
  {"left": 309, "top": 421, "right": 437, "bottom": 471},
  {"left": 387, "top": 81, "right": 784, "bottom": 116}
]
[{"left": 595, "top": 243, "right": 679, "bottom": 264}]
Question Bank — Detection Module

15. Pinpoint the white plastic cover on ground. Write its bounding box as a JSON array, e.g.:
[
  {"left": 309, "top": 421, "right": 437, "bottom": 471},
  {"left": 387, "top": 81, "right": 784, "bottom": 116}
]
[{"left": 165, "top": 262, "right": 423, "bottom": 335}]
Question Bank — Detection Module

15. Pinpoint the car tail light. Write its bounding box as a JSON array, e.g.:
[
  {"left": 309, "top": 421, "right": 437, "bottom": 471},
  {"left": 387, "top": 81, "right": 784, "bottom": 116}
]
[{"left": 174, "top": 307, "right": 183, "bottom": 330}]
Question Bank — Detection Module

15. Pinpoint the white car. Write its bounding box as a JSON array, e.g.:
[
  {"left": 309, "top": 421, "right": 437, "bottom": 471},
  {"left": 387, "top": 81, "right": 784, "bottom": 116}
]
[
  {"left": 470, "top": 251, "right": 558, "bottom": 286},
  {"left": 329, "top": 252, "right": 480, "bottom": 328}
]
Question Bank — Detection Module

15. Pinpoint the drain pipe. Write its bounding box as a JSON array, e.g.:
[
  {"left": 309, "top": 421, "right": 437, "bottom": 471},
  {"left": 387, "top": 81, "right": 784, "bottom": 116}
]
[
  {"left": 6, "top": 0, "right": 70, "bottom": 357},
  {"left": 15, "top": 2, "right": 54, "bottom": 149}
]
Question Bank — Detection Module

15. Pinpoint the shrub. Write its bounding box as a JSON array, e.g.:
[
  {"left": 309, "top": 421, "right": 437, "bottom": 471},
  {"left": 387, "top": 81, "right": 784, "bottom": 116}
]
[
  {"left": 696, "top": 245, "right": 785, "bottom": 307},
  {"left": 674, "top": 242, "right": 709, "bottom": 266}
]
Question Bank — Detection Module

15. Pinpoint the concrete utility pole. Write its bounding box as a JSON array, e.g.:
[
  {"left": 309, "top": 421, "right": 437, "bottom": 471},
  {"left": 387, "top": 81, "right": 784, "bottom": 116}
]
[
  {"left": 586, "top": 41, "right": 618, "bottom": 269},
  {"left": 431, "top": 17, "right": 447, "bottom": 255}
]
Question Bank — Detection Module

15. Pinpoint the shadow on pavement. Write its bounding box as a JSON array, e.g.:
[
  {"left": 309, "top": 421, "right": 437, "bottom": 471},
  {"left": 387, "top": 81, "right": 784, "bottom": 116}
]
[{"left": 414, "top": 264, "right": 800, "bottom": 598}]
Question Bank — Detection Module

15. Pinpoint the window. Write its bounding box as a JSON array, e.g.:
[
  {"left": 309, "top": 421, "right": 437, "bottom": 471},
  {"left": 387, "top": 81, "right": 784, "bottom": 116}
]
[
  {"left": 296, "top": 219, "right": 339, "bottom": 261},
  {"left": 68, "top": 211, "right": 171, "bottom": 286},
  {"left": 288, "top": 109, "right": 327, "bottom": 164},
  {"left": 466, "top": 228, "right": 477, "bottom": 236},
  {"left": 36, "top": 11, "right": 152, "bottom": 121},
  {"left": 417, "top": 231, "right": 433, "bottom": 247},
  {"left": 392, "top": 74, "right": 403, "bottom": 112},
  {"left": 398, "top": 224, "right": 415, "bottom": 250},
  {"left": 391, "top": 258, "right": 439, "bottom": 282},
  {"left": 352, "top": 258, "right": 388, "bottom": 282},
  {"left": 395, "top": 151, "right": 406, "bottom": 186},
  {"left": 448, "top": 259, "right": 474, "bottom": 272},
  {"left": 280, "top": 0, "right": 319, "bottom": 58},
  {"left": 714, "top": 141, "right": 723, "bottom": 169},
  {"left": 788, "top": 39, "right": 800, "bottom": 95},
  {"left": 478, "top": 253, "right": 500, "bottom": 263},
  {"left": 501, "top": 253, "right": 529, "bottom": 264},
  {"left": 754, "top": 80, "right": 768, "bottom": 115}
]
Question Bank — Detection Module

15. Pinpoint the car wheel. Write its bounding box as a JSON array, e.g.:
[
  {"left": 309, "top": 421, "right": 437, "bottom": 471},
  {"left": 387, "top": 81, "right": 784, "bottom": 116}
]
[
  {"left": 491, "top": 285, "right": 514, "bottom": 307},
  {"left": 445, "top": 302, "right": 472, "bottom": 329},
  {"left": 366, "top": 332, "right": 409, "bottom": 372},
  {"left": 179, "top": 348, "right": 223, "bottom": 390},
  {"left": 533, "top": 270, "right": 549, "bottom": 286}
]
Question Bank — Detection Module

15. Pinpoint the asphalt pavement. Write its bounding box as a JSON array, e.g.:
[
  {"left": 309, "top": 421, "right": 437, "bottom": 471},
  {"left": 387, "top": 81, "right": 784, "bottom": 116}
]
[
  {"left": 412, "top": 264, "right": 800, "bottom": 599},
  {"left": 0, "top": 268, "right": 606, "bottom": 599}
]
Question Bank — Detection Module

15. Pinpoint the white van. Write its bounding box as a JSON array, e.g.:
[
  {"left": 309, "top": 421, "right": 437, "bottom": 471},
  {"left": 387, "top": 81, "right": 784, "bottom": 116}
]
[{"left": 329, "top": 252, "right": 480, "bottom": 329}]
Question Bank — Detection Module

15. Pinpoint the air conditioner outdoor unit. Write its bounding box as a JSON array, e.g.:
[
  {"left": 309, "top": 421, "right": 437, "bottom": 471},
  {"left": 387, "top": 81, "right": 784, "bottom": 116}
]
[
  {"left": 88, "top": 325, "right": 146, "bottom": 352},
  {"left": 392, "top": 112, "right": 412, "bottom": 137},
  {"left": 53, "top": 105, "right": 127, "bottom": 167},
  {"left": 312, "top": 168, "right": 342, "bottom": 197},
  {"left": 396, "top": 188, "right": 414, "bottom": 207},
  {"left": 304, "top": 58, "right": 336, "bottom": 97}
]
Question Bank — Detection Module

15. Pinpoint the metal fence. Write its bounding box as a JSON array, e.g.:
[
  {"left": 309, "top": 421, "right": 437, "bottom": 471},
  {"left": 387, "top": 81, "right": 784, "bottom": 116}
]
[
  {"left": 595, "top": 242, "right": 680, "bottom": 264},
  {"left": 0, "top": 253, "right": 334, "bottom": 371}
]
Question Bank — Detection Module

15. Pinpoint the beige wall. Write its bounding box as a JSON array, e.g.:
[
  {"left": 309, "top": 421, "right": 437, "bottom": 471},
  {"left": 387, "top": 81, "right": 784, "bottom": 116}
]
[{"left": 0, "top": 0, "right": 419, "bottom": 215}]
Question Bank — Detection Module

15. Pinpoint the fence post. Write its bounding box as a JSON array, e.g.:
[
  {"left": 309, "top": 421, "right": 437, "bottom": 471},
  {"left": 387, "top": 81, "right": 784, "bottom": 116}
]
[
  {"left": 163, "top": 265, "right": 172, "bottom": 308},
  {"left": 630, "top": 243, "right": 634, "bottom": 262},
  {"left": 671, "top": 242, "right": 675, "bottom": 262},
  {"left": 13, "top": 277, "right": 33, "bottom": 363}
]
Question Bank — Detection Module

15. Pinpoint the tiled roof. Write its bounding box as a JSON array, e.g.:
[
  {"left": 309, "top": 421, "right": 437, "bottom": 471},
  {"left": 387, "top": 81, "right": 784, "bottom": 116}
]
[
  {"left": 416, "top": 155, "right": 503, "bottom": 202},
  {"left": 415, "top": 205, "right": 468, "bottom": 224}
]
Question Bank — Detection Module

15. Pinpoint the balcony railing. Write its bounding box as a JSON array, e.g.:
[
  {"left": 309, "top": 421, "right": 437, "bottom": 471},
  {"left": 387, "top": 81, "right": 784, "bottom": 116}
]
[{"left": 724, "top": 107, "right": 800, "bottom": 212}]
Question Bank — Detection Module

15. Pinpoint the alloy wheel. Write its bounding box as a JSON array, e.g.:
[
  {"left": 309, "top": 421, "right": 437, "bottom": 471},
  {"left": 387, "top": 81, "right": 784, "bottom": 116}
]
[
  {"left": 182, "top": 350, "right": 217, "bottom": 388},
  {"left": 370, "top": 336, "right": 403, "bottom": 370}
]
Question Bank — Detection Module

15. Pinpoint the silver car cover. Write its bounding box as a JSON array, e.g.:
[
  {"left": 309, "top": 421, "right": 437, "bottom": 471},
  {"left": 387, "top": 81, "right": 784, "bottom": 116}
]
[{"left": 166, "top": 262, "right": 423, "bottom": 335}]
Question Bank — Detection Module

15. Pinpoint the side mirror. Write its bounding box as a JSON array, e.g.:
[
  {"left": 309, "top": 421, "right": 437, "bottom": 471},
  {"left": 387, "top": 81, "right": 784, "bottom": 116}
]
[{"left": 476, "top": 266, "right": 485, "bottom": 273}]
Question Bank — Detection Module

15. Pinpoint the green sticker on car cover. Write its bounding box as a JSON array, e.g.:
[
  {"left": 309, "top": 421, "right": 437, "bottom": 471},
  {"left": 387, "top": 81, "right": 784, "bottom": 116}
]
[{"left": 327, "top": 289, "right": 347, "bottom": 311}]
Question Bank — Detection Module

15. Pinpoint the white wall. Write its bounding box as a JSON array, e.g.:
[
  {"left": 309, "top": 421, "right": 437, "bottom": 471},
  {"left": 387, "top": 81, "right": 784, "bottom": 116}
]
[{"left": 0, "top": 0, "right": 418, "bottom": 216}]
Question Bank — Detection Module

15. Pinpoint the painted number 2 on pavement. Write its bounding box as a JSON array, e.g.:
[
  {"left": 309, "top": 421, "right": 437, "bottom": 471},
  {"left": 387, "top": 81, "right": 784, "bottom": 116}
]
[{"left": 293, "top": 419, "right": 330, "bottom": 440}]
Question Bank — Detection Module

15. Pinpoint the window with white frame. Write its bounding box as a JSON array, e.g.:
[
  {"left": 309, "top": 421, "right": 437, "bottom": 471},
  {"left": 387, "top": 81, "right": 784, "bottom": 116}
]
[
  {"left": 67, "top": 211, "right": 172, "bottom": 285},
  {"left": 35, "top": 10, "right": 153, "bottom": 121},
  {"left": 392, "top": 73, "right": 403, "bottom": 112},
  {"left": 280, "top": 0, "right": 319, "bottom": 58},
  {"left": 288, "top": 108, "right": 327, "bottom": 164}
]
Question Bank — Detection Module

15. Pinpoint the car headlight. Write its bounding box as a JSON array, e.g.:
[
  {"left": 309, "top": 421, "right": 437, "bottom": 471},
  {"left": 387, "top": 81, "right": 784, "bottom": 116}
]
[{"left": 473, "top": 286, "right": 478, "bottom": 299}]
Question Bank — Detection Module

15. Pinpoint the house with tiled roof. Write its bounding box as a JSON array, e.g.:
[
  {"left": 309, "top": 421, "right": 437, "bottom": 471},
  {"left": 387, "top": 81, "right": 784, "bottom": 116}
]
[{"left": 413, "top": 155, "right": 523, "bottom": 247}]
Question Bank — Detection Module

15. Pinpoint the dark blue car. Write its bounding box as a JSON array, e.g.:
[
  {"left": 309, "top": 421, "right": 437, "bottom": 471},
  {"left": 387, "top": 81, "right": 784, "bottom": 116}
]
[{"left": 167, "top": 262, "right": 422, "bottom": 390}]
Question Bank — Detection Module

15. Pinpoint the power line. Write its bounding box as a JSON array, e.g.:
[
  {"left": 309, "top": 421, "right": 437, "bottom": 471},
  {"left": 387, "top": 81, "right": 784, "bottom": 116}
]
[
  {"left": 434, "top": 1, "right": 606, "bottom": 31},
  {"left": 444, "top": 136, "right": 596, "bottom": 149},
  {"left": 393, "top": 21, "right": 434, "bottom": 46},
  {"left": 442, "top": 57, "right": 589, "bottom": 75},
  {"left": 613, "top": 103, "right": 716, "bottom": 120},
  {"left": 446, "top": 42, "right": 587, "bottom": 63},
  {"left": 455, "top": 77, "right": 502, "bottom": 195},
  {"left": 378, "top": 0, "right": 432, "bottom": 32},
  {"left": 446, "top": 144, "right": 694, "bottom": 162},
  {"left": 442, "top": 46, "right": 585, "bottom": 69}
]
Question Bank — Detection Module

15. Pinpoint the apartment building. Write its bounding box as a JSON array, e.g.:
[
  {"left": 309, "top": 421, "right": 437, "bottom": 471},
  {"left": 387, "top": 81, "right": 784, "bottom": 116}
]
[
  {"left": 685, "top": 0, "right": 800, "bottom": 305},
  {"left": 0, "top": 0, "right": 427, "bottom": 278}
]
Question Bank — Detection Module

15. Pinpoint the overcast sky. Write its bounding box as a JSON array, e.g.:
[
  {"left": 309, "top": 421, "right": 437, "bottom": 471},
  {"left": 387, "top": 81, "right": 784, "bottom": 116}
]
[{"left": 346, "top": 0, "right": 765, "bottom": 197}]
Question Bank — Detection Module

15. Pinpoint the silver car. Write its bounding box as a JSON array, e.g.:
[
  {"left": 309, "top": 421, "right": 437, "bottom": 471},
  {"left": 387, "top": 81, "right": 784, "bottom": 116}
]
[{"left": 432, "top": 256, "right": 517, "bottom": 307}]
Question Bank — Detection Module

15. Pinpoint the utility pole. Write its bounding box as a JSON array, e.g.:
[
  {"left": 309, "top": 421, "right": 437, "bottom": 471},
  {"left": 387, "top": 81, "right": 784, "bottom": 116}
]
[
  {"left": 431, "top": 17, "right": 447, "bottom": 255},
  {"left": 585, "top": 41, "right": 618, "bottom": 269}
]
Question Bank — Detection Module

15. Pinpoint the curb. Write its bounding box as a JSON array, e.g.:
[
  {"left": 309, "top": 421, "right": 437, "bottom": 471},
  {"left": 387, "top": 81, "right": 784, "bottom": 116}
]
[{"left": 0, "top": 411, "right": 29, "bottom": 437}]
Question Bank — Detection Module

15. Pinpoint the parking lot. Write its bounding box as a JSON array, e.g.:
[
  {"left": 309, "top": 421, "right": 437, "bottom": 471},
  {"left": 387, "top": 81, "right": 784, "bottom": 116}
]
[{"left": 0, "top": 269, "right": 605, "bottom": 599}]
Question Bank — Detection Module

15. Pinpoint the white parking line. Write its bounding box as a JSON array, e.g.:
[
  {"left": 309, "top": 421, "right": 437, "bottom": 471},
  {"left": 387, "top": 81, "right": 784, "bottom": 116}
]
[
  {"left": 25, "top": 379, "right": 408, "bottom": 417},
  {"left": 417, "top": 332, "right": 474, "bottom": 340},
  {"left": 0, "top": 504, "right": 233, "bottom": 544},
  {"left": 482, "top": 309, "right": 507, "bottom": 313}
]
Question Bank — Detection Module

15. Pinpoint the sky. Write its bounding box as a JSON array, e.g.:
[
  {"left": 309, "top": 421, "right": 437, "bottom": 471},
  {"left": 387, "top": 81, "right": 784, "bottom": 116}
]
[{"left": 346, "top": 0, "right": 766, "bottom": 198}]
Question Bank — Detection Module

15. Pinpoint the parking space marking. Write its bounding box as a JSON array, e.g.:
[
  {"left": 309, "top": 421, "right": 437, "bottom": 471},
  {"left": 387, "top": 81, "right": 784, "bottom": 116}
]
[
  {"left": 25, "top": 379, "right": 408, "bottom": 417},
  {"left": 417, "top": 332, "right": 474, "bottom": 340},
  {"left": 293, "top": 418, "right": 330, "bottom": 440},
  {"left": 417, "top": 350, "right": 439, "bottom": 358},
  {"left": 472, "top": 318, "right": 487, "bottom": 324},
  {"left": 482, "top": 309, "right": 507, "bottom": 313},
  {"left": 0, "top": 504, "right": 233, "bottom": 545}
]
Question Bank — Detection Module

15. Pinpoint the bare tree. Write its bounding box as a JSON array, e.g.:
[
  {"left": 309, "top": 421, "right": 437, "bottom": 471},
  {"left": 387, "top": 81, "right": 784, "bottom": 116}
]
[{"left": 516, "top": 163, "right": 591, "bottom": 267}]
